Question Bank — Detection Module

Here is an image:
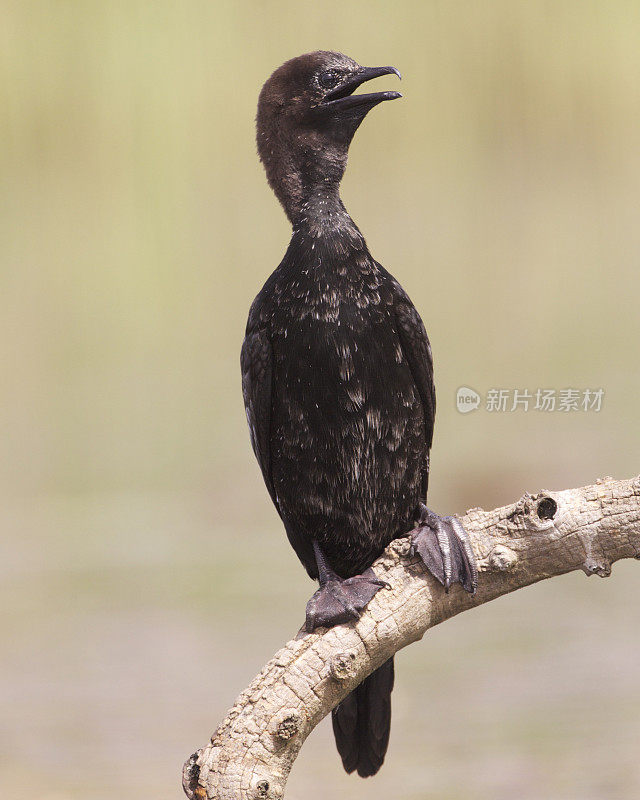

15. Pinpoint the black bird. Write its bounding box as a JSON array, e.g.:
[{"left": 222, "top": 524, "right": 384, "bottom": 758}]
[{"left": 242, "top": 51, "right": 477, "bottom": 778}]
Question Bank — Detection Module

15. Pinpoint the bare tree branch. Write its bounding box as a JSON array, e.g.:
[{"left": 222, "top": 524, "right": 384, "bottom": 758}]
[{"left": 183, "top": 475, "right": 640, "bottom": 800}]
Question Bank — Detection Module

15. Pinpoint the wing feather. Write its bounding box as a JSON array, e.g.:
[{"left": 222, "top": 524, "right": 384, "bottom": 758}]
[
  {"left": 240, "top": 329, "right": 279, "bottom": 513},
  {"left": 393, "top": 286, "right": 436, "bottom": 494}
]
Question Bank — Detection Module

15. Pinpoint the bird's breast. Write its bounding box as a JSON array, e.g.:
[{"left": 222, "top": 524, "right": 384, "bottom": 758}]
[{"left": 267, "top": 285, "right": 425, "bottom": 567}]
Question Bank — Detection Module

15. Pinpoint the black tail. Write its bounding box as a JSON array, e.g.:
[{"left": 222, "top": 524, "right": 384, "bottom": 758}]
[{"left": 331, "top": 657, "right": 395, "bottom": 778}]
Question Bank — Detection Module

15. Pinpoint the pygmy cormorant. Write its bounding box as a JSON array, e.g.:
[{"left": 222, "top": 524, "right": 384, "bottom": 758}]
[{"left": 242, "top": 51, "right": 478, "bottom": 778}]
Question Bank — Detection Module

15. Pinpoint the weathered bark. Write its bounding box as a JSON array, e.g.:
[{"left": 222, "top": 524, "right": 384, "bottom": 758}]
[{"left": 183, "top": 475, "right": 640, "bottom": 800}]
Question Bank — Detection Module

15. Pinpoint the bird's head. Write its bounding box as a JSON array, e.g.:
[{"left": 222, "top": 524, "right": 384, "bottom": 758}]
[{"left": 256, "top": 51, "right": 401, "bottom": 224}]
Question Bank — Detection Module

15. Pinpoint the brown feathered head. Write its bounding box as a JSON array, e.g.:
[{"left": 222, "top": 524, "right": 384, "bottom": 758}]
[{"left": 256, "top": 51, "right": 401, "bottom": 222}]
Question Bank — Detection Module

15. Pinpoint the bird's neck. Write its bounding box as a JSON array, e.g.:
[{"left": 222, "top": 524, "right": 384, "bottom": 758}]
[{"left": 292, "top": 187, "right": 363, "bottom": 244}]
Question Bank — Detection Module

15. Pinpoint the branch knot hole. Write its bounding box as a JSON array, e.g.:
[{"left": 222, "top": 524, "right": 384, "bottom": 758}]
[
  {"left": 536, "top": 496, "right": 557, "bottom": 520},
  {"left": 273, "top": 709, "right": 302, "bottom": 740},
  {"left": 330, "top": 651, "right": 358, "bottom": 681},
  {"left": 253, "top": 779, "right": 271, "bottom": 799},
  {"left": 181, "top": 751, "right": 202, "bottom": 799},
  {"left": 582, "top": 556, "right": 612, "bottom": 578}
]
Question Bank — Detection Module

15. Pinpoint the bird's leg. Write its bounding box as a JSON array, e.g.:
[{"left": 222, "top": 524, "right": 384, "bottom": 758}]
[
  {"left": 409, "top": 503, "right": 478, "bottom": 594},
  {"left": 305, "top": 540, "right": 389, "bottom": 633}
]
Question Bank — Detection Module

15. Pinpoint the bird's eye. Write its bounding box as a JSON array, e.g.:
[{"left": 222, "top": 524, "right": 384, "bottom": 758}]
[{"left": 319, "top": 69, "right": 341, "bottom": 89}]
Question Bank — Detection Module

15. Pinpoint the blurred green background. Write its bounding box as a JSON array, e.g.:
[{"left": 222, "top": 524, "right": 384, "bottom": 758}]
[{"left": 2, "top": 2, "right": 639, "bottom": 798}]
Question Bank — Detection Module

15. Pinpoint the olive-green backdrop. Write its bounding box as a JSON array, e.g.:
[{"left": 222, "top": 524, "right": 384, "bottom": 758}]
[{"left": 2, "top": 2, "right": 639, "bottom": 798}]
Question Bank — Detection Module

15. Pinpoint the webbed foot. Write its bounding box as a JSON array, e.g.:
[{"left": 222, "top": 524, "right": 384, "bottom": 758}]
[
  {"left": 305, "top": 568, "right": 388, "bottom": 632},
  {"left": 410, "top": 503, "right": 478, "bottom": 594}
]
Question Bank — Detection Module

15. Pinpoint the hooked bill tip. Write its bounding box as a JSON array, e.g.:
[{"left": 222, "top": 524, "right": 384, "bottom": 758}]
[{"left": 375, "top": 66, "right": 401, "bottom": 81}]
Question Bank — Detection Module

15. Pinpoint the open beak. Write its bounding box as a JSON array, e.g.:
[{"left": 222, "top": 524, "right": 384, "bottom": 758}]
[{"left": 321, "top": 66, "right": 402, "bottom": 111}]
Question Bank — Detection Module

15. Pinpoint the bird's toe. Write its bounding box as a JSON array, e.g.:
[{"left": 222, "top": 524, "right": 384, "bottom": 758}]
[
  {"left": 411, "top": 509, "right": 478, "bottom": 594},
  {"left": 304, "top": 569, "right": 388, "bottom": 632}
]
